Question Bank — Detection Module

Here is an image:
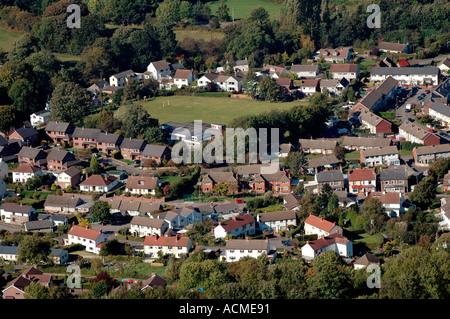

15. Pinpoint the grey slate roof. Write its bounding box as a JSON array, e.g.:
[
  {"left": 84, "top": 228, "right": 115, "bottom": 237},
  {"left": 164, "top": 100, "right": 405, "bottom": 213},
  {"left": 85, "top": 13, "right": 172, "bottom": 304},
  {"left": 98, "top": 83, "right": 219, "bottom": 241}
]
[
  {"left": 141, "top": 144, "right": 169, "bottom": 157},
  {"left": 376, "top": 76, "right": 398, "bottom": 95},
  {"left": 298, "top": 138, "right": 338, "bottom": 150},
  {"left": 24, "top": 219, "right": 54, "bottom": 231},
  {"left": 121, "top": 138, "right": 146, "bottom": 150},
  {"left": 18, "top": 146, "right": 46, "bottom": 159},
  {"left": 414, "top": 144, "right": 450, "bottom": 156},
  {"left": 45, "top": 121, "right": 73, "bottom": 133},
  {"left": 342, "top": 136, "right": 391, "bottom": 148},
  {"left": 429, "top": 101, "right": 450, "bottom": 117},
  {"left": 371, "top": 67, "right": 440, "bottom": 76},
  {"left": 362, "top": 145, "right": 398, "bottom": 157},
  {"left": 0, "top": 245, "right": 18, "bottom": 255},
  {"left": 97, "top": 132, "right": 123, "bottom": 144},
  {"left": 225, "top": 239, "right": 269, "bottom": 251},
  {"left": 316, "top": 170, "right": 344, "bottom": 183},
  {"left": 380, "top": 168, "right": 408, "bottom": 181},
  {"left": 258, "top": 210, "right": 296, "bottom": 222},
  {"left": 131, "top": 216, "right": 166, "bottom": 229}
]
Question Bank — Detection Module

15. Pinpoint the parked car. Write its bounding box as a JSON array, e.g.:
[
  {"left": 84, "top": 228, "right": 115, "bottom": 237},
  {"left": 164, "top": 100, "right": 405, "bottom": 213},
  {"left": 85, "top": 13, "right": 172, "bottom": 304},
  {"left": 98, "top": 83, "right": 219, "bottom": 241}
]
[
  {"left": 235, "top": 199, "right": 245, "bottom": 204},
  {"left": 424, "top": 90, "right": 430, "bottom": 94},
  {"left": 417, "top": 93, "right": 426, "bottom": 100}
]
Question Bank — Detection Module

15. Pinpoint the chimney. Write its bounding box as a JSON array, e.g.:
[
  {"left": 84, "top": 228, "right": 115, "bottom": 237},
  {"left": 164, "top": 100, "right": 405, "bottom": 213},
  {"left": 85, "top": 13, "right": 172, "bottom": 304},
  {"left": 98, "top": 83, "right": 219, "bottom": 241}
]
[
  {"left": 218, "top": 221, "right": 222, "bottom": 226},
  {"left": 232, "top": 216, "right": 236, "bottom": 221},
  {"left": 245, "top": 236, "right": 249, "bottom": 241},
  {"left": 99, "top": 229, "right": 102, "bottom": 233}
]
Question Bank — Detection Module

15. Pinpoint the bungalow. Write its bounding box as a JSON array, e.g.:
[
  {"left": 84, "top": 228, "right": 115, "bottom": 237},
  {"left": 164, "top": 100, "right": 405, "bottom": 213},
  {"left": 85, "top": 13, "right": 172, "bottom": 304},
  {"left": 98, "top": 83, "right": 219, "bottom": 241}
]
[
  {"left": 44, "top": 194, "right": 93, "bottom": 214},
  {"left": 96, "top": 132, "right": 123, "bottom": 155},
  {"left": 72, "top": 127, "right": 102, "bottom": 149},
  {"left": 12, "top": 163, "right": 42, "bottom": 183},
  {"left": 143, "top": 235, "right": 192, "bottom": 258},
  {"left": 299, "top": 79, "right": 320, "bottom": 96},
  {"left": 319, "top": 78, "right": 349, "bottom": 96},
  {"left": 330, "top": 64, "right": 359, "bottom": 80},
  {"left": 125, "top": 174, "right": 161, "bottom": 196},
  {"left": 201, "top": 171, "right": 239, "bottom": 194},
  {"left": 173, "top": 69, "right": 194, "bottom": 88},
  {"left": 301, "top": 233, "right": 353, "bottom": 260},
  {"left": 120, "top": 138, "right": 146, "bottom": 161},
  {"left": 353, "top": 252, "right": 380, "bottom": 270},
  {"left": 342, "top": 136, "right": 391, "bottom": 151},
  {"left": 378, "top": 41, "right": 412, "bottom": 54},
  {"left": 47, "top": 149, "right": 79, "bottom": 171},
  {"left": 30, "top": 109, "right": 50, "bottom": 127},
  {"left": 298, "top": 138, "right": 338, "bottom": 155},
  {"left": 0, "top": 245, "right": 18, "bottom": 261},
  {"left": 65, "top": 225, "right": 108, "bottom": 255},
  {"left": 380, "top": 167, "right": 408, "bottom": 193},
  {"left": 399, "top": 122, "right": 440, "bottom": 146},
  {"left": 348, "top": 168, "right": 377, "bottom": 196},
  {"left": 24, "top": 219, "right": 55, "bottom": 232},
  {"left": 0, "top": 203, "right": 36, "bottom": 225},
  {"left": 17, "top": 147, "right": 47, "bottom": 167},
  {"left": 214, "top": 213, "right": 256, "bottom": 239},
  {"left": 314, "top": 47, "right": 352, "bottom": 63},
  {"left": 130, "top": 216, "right": 169, "bottom": 237},
  {"left": 360, "top": 145, "right": 400, "bottom": 167},
  {"left": 412, "top": 144, "right": 450, "bottom": 166},
  {"left": 257, "top": 210, "right": 297, "bottom": 233},
  {"left": 366, "top": 191, "right": 404, "bottom": 217},
  {"left": 45, "top": 121, "right": 74, "bottom": 144},
  {"left": 1, "top": 267, "right": 52, "bottom": 299},
  {"left": 56, "top": 166, "right": 82, "bottom": 189},
  {"left": 79, "top": 174, "right": 118, "bottom": 193},
  {"left": 223, "top": 238, "right": 270, "bottom": 262},
  {"left": 304, "top": 214, "right": 342, "bottom": 237},
  {"left": 9, "top": 126, "right": 39, "bottom": 147},
  {"left": 315, "top": 170, "right": 345, "bottom": 193},
  {"left": 290, "top": 64, "right": 319, "bottom": 78}
]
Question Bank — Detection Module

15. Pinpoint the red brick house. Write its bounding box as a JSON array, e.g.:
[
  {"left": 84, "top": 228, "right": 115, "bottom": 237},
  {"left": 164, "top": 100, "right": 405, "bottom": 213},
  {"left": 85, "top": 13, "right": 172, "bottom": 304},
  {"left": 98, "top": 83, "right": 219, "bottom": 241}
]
[
  {"left": 17, "top": 147, "right": 47, "bottom": 167},
  {"left": 140, "top": 144, "right": 171, "bottom": 164},
  {"left": 202, "top": 172, "right": 239, "bottom": 194},
  {"left": 120, "top": 138, "right": 146, "bottom": 161},
  {"left": 96, "top": 132, "right": 123, "bottom": 155},
  {"left": 45, "top": 121, "right": 74, "bottom": 144},
  {"left": 72, "top": 127, "right": 101, "bottom": 149},
  {"left": 9, "top": 127, "right": 39, "bottom": 147},
  {"left": 251, "top": 170, "right": 291, "bottom": 194},
  {"left": 47, "top": 149, "right": 79, "bottom": 171},
  {"left": 1, "top": 267, "right": 52, "bottom": 299}
]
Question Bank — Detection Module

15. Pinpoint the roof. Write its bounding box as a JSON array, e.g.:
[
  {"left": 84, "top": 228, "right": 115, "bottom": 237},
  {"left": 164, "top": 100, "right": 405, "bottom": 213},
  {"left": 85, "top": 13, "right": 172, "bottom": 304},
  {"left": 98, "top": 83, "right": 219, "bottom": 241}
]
[
  {"left": 359, "top": 89, "right": 383, "bottom": 110},
  {"left": 50, "top": 248, "right": 67, "bottom": 257},
  {"left": 371, "top": 67, "right": 440, "bottom": 76},
  {"left": 111, "top": 69, "right": 135, "bottom": 78},
  {"left": 225, "top": 239, "right": 269, "bottom": 251},
  {"left": 121, "top": 138, "right": 146, "bottom": 150},
  {"left": 13, "top": 163, "right": 41, "bottom": 174},
  {"left": 317, "top": 47, "right": 350, "bottom": 59},
  {"left": 142, "top": 274, "right": 167, "bottom": 288},
  {"left": 80, "top": 174, "right": 117, "bottom": 187},
  {"left": 366, "top": 191, "right": 402, "bottom": 204},
  {"left": 397, "top": 58, "right": 410, "bottom": 67},
  {"left": 258, "top": 170, "right": 290, "bottom": 183},
  {"left": 300, "top": 79, "right": 320, "bottom": 88},
  {"left": 399, "top": 122, "right": 435, "bottom": 141},
  {"left": 354, "top": 252, "right": 379, "bottom": 266},
  {"left": 348, "top": 168, "right": 376, "bottom": 181},
  {"left": 413, "top": 144, "right": 450, "bottom": 156},
  {"left": 13, "top": 127, "right": 38, "bottom": 139},
  {"left": 378, "top": 41, "right": 409, "bottom": 52},
  {"left": 61, "top": 166, "right": 81, "bottom": 178},
  {"left": 141, "top": 144, "right": 169, "bottom": 158},
  {"left": 290, "top": 64, "right": 319, "bottom": 73},
  {"left": 235, "top": 164, "right": 274, "bottom": 176},
  {"left": 283, "top": 193, "right": 302, "bottom": 209},
  {"left": 429, "top": 101, "right": 450, "bottom": 117},
  {"left": 17, "top": 147, "right": 46, "bottom": 160},
  {"left": 316, "top": 170, "right": 344, "bottom": 183},
  {"left": 342, "top": 136, "right": 391, "bottom": 148},
  {"left": 306, "top": 233, "right": 350, "bottom": 251},
  {"left": 304, "top": 214, "right": 338, "bottom": 232},
  {"left": 44, "top": 194, "right": 83, "bottom": 208},
  {"left": 376, "top": 76, "right": 398, "bottom": 95},
  {"left": 143, "top": 235, "right": 190, "bottom": 247},
  {"left": 174, "top": 69, "right": 192, "bottom": 80},
  {"left": 126, "top": 175, "right": 159, "bottom": 190},
  {"left": 201, "top": 72, "right": 219, "bottom": 81},
  {"left": 305, "top": 155, "right": 340, "bottom": 169},
  {"left": 203, "top": 172, "right": 237, "bottom": 184},
  {"left": 25, "top": 219, "right": 54, "bottom": 231},
  {"left": 380, "top": 168, "right": 408, "bottom": 181},
  {"left": 45, "top": 121, "right": 73, "bottom": 133},
  {"left": 0, "top": 245, "right": 18, "bottom": 255},
  {"left": 47, "top": 149, "right": 74, "bottom": 162},
  {"left": 97, "top": 132, "right": 123, "bottom": 144},
  {"left": 219, "top": 214, "right": 255, "bottom": 232},
  {"left": 362, "top": 145, "right": 398, "bottom": 157},
  {"left": 329, "top": 64, "right": 358, "bottom": 73},
  {"left": 151, "top": 60, "right": 171, "bottom": 71},
  {"left": 276, "top": 77, "right": 293, "bottom": 86},
  {"left": 298, "top": 138, "right": 337, "bottom": 150},
  {"left": 258, "top": 210, "right": 296, "bottom": 222},
  {"left": 359, "top": 111, "right": 390, "bottom": 127},
  {"left": 72, "top": 127, "right": 101, "bottom": 139},
  {"left": 130, "top": 216, "right": 166, "bottom": 229},
  {"left": 68, "top": 225, "right": 103, "bottom": 241}
]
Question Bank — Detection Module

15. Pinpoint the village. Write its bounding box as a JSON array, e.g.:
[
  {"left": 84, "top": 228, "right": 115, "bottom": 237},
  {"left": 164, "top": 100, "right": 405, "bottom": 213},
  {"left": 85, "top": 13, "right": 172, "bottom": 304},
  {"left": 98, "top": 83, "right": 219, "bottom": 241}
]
[{"left": 0, "top": 0, "right": 449, "bottom": 301}]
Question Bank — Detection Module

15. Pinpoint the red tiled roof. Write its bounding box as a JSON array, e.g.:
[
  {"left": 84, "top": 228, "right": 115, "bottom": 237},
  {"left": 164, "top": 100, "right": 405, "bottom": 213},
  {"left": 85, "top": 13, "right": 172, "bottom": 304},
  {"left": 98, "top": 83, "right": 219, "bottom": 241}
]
[
  {"left": 144, "top": 235, "right": 190, "bottom": 247},
  {"left": 80, "top": 174, "right": 117, "bottom": 187},
  {"left": 308, "top": 233, "right": 350, "bottom": 251},
  {"left": 304, "top": 214, "right": 337, "bottom": 232},
  {"left": 219, "top": 214, "right": 255, "bottom": 232},
  {"left": 397, "top": 58, "right": 409, "bottom": 67},
  {"left": 348, "top": 168, "right": 376, "bottom": 181},
  {"left": 13, "top": 163, "right": 40, "bottom": 174},
  {"left": 366, "top": 192, "right": 401, "bottom": 204},
  {"left": 68, "top": 225, "right": 102, "bottom": 241}
]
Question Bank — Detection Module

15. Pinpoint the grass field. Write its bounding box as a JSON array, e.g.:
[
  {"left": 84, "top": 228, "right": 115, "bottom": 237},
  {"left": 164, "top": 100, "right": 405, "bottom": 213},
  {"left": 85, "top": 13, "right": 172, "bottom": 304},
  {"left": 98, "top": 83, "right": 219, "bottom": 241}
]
[
  {"left": 54, "top": 53, "right": 82, "bottom": 62},
  {"left": 174, "top": 29, "right": 225, "bottom": 42},
  {"left": 0, "top": 28, "right": 22, "bottom": 52},
  {"left": 207, "top": 0, "right": 281, "bottom": 21},
  {"left": 128, "top": 95, "right": 306, "bottom": 126}
]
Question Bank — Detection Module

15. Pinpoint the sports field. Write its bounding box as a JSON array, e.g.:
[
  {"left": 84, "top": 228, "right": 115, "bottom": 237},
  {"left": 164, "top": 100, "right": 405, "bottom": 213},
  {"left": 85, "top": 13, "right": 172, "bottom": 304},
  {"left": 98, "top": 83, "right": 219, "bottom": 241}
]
[
  {"left": 119, "top": 95, "right": 307, "bottom": 125},
  {"left": 207, "top": 0, "right": 281, "bottom": 21}
]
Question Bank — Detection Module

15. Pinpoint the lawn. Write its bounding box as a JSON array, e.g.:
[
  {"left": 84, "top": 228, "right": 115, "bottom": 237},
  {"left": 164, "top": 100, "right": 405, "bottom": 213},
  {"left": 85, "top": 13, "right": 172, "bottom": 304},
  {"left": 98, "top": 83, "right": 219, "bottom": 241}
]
[
  {"left": 0, "top": 28, "right": 22, "bottom": 52},
  {"left": 344, "top": 150, "right": 361, "bottom": 159},
  {"left": 132, "top": 95, "right": 306, "bottom": 126},
  {"left": 174, "top": 29, "right": 225, "bottom": 42},
  {"left": 53, "top": 53, "right": 82, "bottom": 62},
  {"left": 206, "top": 0, "right": 281, "bottom": 20}
]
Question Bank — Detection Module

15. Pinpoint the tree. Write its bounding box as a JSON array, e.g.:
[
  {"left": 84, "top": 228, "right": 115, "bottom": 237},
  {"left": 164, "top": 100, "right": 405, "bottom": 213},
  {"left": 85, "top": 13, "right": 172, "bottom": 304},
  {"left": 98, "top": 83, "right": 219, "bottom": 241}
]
[
  {"left": 141, "top": 126, "right": 165, "bottom": 145},
  {"left": 100, "top": 239, "right": 122, "bottom": 256},
  {"left": 8, "top": 78, "right": 40, "bottom": 115},
  {"left": 259, "top": 76, "right": 281, "bottom": 102},
  {"left": 216, "top": 1, "right": 230, "bottom": 21},
  {"left": 92, "top": 280, "right": 110, "bottom": 297},
  {"left": 18, "top": 235, "right": 51, "bottom": 264},
  {"left": 118, "top": 104, "right": 159, "bottom": 138},
  {"left": 334, "top": 145, "right": 345, "bottom": 161},
  {"left": 430, "top": 157, "right": 450, "bottom": 180},
  {"left": 24, "top": 282, "right": 49, "bottom": 299},
  {"left": 88, "top": 155, "right": 102, "bottom": 175},
  {"left": 242, "top": 70, "right": 259, "bottom": 98},
  {"left": 50, "top": 82, "right": 92, "bottom": 126},
  {"left": 90, "top": 201, "right": 111, "bottom": 225},
  {"left": 0, "top": 104, "right": 17, "bottom": 132},
  {"left": 178, "top": 259, "right": 229, "bottom": 290},
  {"left": 156, "top": 0, "right": 181, "bottom": 26},
  {"left": 409, "top": 178, "right": 436, "bottom": 209}
]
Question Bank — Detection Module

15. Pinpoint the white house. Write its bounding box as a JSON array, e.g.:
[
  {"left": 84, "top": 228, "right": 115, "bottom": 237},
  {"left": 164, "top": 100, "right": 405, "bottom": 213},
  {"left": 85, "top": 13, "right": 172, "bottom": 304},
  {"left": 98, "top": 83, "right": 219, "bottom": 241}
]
[
  {"left": 320, "top": 78, "right": 349, "bottom": 96},
  {"left": 0, "top": 245, "right": 18, "bottom": 261},
  {"left": 130, "top": 216, "right": 169, "bottom": 237},
  {"left": 109, "top": 69, "right": 142, "bottom": 87},
  {"left": 290, "top": 64, "right": 319, "bottom": 78},
  {"left": 301, "top": 233, "right": 353, "bottom": 260},
  {"left": 0, "top": 203, "right": 36, "bottom": 225},
  {"left": 214, "top": 214, "right": 256, "bottom": 239},
  {"left": 360, "top": 146, "right": 400, "bottom": 167},
  {"left": 197, "top": 72, "right": 219, "bottom": 88},
  {"left": 173, "top": 69, "right": 194, "bottom": 88},
  {"left": 65, "top": 225, "right": 108, "bottom": 255},
  {"left": 366, "top": 192, "right": 404, "bottom": 217},
  {"left": 143, "top": 235, "right": 192, "bottom": 258},
  {"left": 50, "top": 248, "right": 69, "bottom": 265},
  {"left": 12, "top": 163, "right": 42, "bottom": 183},
  {"left": 146, "top": 60, "right": 172, "bottom": 81},
  {"left": 223, "top": 238, "right": 270, "bottom": 262},
  {"left": 330, "top": 64, "right": 359, "bottom": 80},
  {"left": 79, "top": 174, "right": 118, "bottom": 193},
  {"left": 125, "top": 175, "right": 161, "bottom": 196},
  {"left": 216, "top": 75, "right": 242, "bottom": 92},
  {"left": 437, "top": 58, "right": 450, "bottom": 76},
  {"left": 257, "top": 211, "right": 297, "bottom": 233},
  {"left": 304, "top": 214, "right": 342, "bottom": 237},
  {"left": 437, "top": 198, "right": 450, "bottom": 230},
  {"left": 30, "top": 110, "right": 51, "bottom": 127},
  {"left": 370, "top": 67, "right": 440, "bottom": 85},
  {"left": 427, "top": 101, "right": 450, "bottom": 129}
]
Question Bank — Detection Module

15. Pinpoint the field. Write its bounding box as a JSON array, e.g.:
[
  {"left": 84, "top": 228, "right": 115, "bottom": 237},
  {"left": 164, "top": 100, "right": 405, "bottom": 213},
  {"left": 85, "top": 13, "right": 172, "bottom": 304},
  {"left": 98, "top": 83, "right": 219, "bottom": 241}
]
[
  {"left": 174, "top": 29, "right": 225, "bottom": 42},
  {"left": 207, "top": 0, "right": 281, "bottom": 21},
  {"left": 126, "top": 95, "right": 306, "bottom": 126},
  {"left": 0, "top": 28, "right": 22, "bottom": 52}
]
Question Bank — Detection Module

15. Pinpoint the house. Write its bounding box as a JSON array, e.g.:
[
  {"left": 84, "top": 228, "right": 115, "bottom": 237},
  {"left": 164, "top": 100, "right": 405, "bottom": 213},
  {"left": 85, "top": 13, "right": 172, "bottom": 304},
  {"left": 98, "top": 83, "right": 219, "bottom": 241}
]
[
  {"left": 146, "top": 60, "right": 173, "bottom": 81},
  {"left": 56, "top": 166, "right": 82, "bottom": 189},
  {"left": 360, "top": 145, "right": 400, "bottom": 166},
  {"left": 283, "top": 193, "right": 302, "bottom": 211},
  {"left": 96, "top": 132, "right": 123, "bottom": 155},
  {"left": 376, "top": 76, "right": 400, "bottom": 102},
  {"left": 153, "top": 206, "right": 202, "bottom": 229},
  {"left": 348, "top": 168, "right": 377, "bottom": 196},
  {"left": 378, "top": 41, "right": 412, "bottom": 54},
  {"left": 125, "top": 174, "right": 161, "bottom": 196},
  {"left": 437, "top": 58, "right": 450, "bottom": 76},
  {"left": 72, "top": 127, "right": 102, "bottom": 149},
  {"left": 353, "top": 253, "right": 380, "bottom": 270},
  {"left": 24, "top": 219, "right": 55, "bottom": 232},
  {"left": 304, "top": 155, "right": 340, "bottom": 174},
  {"left": 298, "top": 138, "right": 338, "bottom": 155},
  {"left": 163, "top": 121, "right": 224, "bottom": 148},
  {"left": 140, "top": 274, "right": 167, "bottom": 290},
  {"left": 366, "top": 191, "right": 404, "bottom": 217},
  {"left": 65, "top": 225, "right": 108, "bottom": 254},
  {"left": 301, "top": 233, "right": 353, "bottom": 260},
  {"left": 140, "top": 144, "right": 171, "bottom": 164},
  {"left": 45, "top": 121, "right": 74, "bottom": 144},
  {"left": 223, "top": 238, "right": 270, "bottom": 262},
  {"left": 173, "top": 69, "right": 194, "bottom": 88},
  {"left": 12, "top": 163, "right": 42, "bottom": 183},
  {"left": 250, "top": 171, "right": 291, "bottom": 194},
  {"left": 412, "top": 144, "right": 450, "bottom": 166},
  {"left": 0, "top": 158, "right": 7, "bottom": 179},
  {"left": 37, "top": 213, "right": 68, "bottom": 227},
  {"left": 399, "top": 122, "right": 440, "bottom": 146},
  {"left": 30, "top": 109, "right": 51, "bottom": 127},
  {"left": 333, "top": 190, "right": 359, "bottom": 208},
  {"left": 376, "top": 57, "right": 398, "bottom": 68},
  {"left": 315, "top": 170, "right": 345, "bottom": 193},
  {"left": 314, "top": 47, "right": 352, "bottom": 63},
  {"left": 99, "top": 195, "right": 162, "bottom": 216},
  {"left": 9, "top": 126, "right": 39, "bottom": 146},
  {"left": 120, "top": 138, "right": 146, "bottom": 161},
  {"left": 197, "top": 72, "right": 219, "bottom": 88},
  {"left": 0, "top": 203, "right": 36, "bottom": 225},
  {"left": 109, "top": 69, "right": 142, "bottom": 87},
  {"left": 130, "top": 216, "right": 169, "bottom": 237},
  {"left": 425, "top": 101, "right": 450, "bottom": 129},
  {"left": 443, "top": 170, "right": 450, "bottom": 192},
  {"left": 234, "top": 58, "right": 249, "bottom": 73},
  {"left": 214, "top": 213, "right": 256, "bottom": 239},
  {"left": 276, "top": 77, "right": 294, "bottom": 90},
  {"left": 44, "top": 194, "right": 93, "bottom": 214},
  {"left": 87, "top": 79, "right": 121, "bottom": 95},
  {"left": 0, "top": 245, "right": 18, "bottom": 261},
  {"left": 216, "top": 75, "right": 242, "bottom": 92},
  {"left": 46, "top": 149, "right": 79, "bottom": 171},
  {"left": 304, "top": 214, "right": 342, "bottom": 237},
  {"left": 257, "top": 210, "right": 297, "bottom": 233},
  {"left": 358, "top": 89, "right": 385, "bottom": 112},
  {"left": 380, "top": 167, "right": 408, "bottom": 193},
  {"left": 397, "top": 58, "right": 410, "bottom": 67},
  {"left": 342, "top": 136, "right": 391, "bottom": 151},
  {"left": 330, "top": 64, "right": 359, "bottom": 80},
  {"left": 370, "top": 67, "right": 440, "bottom": 85},
  {"left": 261, "top": 64, "right": 289, "bottom": 79},
  {"left": 358, "top": 111, "right": 393, "bottom": 134},
  {"left": 79, "top": 174, "right": 118, "bottom": 193},
  {"left": 17, "top": 147, "right": 47, "bottom": 167},
  {"left": 143, "top": 235, "right": 192, "bottom": 258},
  {"left": 290, "top": 64, "right": 319, "bottom": 78},
  {"left": 50, "top": 248, "right": 69, "bottom": 265},
  {"left": 1, "top": 267, "right": 52, "bottom": 299},
  {"left": 319, "top": 78, "right": 349, "bottom": 96},
  {"left": 437, "top": 198, "right": 450, "bottom": 230},
  {"left": 201, "top": 172, "right": 239, "bottom": 194},
  {"left": 299, "top": 79, "right": 320, "bottom": 96}
]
